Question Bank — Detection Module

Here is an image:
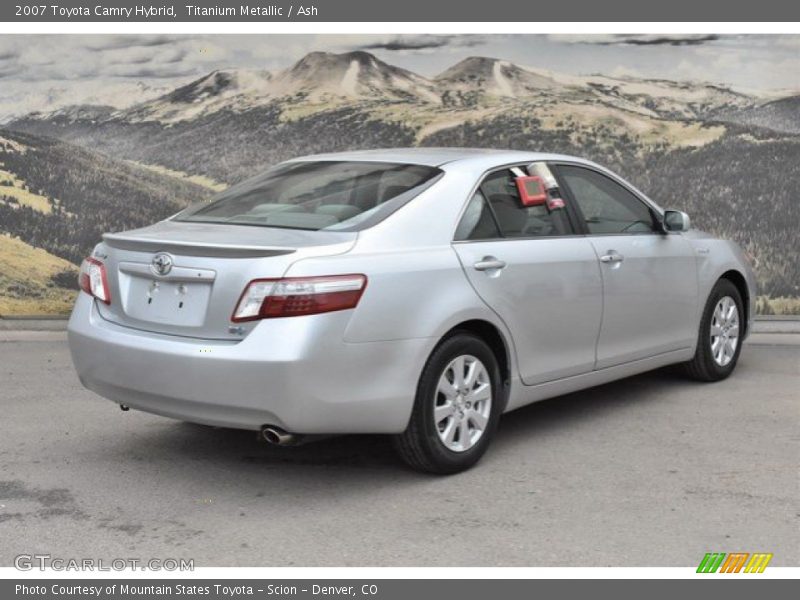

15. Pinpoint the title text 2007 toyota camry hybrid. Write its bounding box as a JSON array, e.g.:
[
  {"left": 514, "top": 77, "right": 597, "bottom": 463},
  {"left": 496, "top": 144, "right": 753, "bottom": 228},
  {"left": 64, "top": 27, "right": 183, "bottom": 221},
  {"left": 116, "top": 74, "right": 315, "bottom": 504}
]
[{"left": 68, "top": 148, "right": 756, "bottom": 473}]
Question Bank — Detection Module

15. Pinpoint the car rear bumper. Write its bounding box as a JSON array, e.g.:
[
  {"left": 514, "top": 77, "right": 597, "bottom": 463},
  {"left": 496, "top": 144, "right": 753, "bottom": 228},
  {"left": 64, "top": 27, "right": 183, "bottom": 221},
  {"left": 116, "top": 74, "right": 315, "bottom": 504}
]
[{"left": 67, "top": 293, "right": 433, "bottom": 434}]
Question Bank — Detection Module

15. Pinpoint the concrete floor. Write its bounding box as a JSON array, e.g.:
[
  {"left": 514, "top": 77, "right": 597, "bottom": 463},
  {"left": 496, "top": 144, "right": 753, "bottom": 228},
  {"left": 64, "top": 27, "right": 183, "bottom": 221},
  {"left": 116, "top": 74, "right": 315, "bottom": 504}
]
[{"left": 0, "top": 334, "right": 797, "bottom": 567}]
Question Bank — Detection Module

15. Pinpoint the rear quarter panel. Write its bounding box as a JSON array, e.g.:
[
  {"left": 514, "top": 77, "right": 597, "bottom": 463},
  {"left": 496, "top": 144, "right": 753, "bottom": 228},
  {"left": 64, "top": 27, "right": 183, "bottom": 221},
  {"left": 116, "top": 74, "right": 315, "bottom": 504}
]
[{"left": 283, "top": 247, "right": 514, "bottom": 346}]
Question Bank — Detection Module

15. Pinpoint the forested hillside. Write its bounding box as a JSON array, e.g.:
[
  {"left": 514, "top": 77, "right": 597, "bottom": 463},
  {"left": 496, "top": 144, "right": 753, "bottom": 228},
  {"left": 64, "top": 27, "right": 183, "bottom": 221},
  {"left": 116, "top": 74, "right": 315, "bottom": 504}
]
[{"left": 0, "top": 129, "right": 213, "bottom": 266}]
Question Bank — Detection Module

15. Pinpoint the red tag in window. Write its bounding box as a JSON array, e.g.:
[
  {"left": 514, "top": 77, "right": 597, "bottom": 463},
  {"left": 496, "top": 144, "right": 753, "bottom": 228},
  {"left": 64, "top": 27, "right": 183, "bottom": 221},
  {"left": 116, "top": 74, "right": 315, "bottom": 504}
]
[{"left": 516, "top": 176, "right": 548, "bottom": 206}]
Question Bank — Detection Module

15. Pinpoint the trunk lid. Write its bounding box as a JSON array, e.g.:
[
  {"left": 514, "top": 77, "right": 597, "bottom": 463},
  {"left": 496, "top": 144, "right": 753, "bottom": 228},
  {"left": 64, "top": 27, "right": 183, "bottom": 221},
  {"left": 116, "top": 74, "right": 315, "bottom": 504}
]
[{"left": 95, "top": 220, "right": 357, "bottom": 339}]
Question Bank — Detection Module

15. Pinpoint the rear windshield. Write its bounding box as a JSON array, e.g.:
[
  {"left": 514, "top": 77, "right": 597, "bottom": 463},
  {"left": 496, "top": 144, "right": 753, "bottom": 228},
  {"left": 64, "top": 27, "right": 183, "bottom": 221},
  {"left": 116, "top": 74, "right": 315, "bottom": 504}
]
[{"left": 175, "top": 161, "right": 441, "bottom": 231}]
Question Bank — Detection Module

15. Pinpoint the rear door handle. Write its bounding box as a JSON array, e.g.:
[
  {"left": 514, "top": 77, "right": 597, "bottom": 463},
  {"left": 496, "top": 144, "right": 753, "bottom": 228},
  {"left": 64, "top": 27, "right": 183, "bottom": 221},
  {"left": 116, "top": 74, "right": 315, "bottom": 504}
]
[
  {"left": 473, "top": 257, "right": 507, "bottom": 272},
  {"left": 600, "top": 251, "right": 624, "bottom": 264}
]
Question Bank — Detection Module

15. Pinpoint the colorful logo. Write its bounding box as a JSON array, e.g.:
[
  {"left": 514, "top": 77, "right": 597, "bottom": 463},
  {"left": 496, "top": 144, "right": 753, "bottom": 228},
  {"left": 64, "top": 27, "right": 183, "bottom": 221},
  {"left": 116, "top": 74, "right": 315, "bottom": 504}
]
[{"left": 697, "top": 552, "right": 773, "bottom": 573}]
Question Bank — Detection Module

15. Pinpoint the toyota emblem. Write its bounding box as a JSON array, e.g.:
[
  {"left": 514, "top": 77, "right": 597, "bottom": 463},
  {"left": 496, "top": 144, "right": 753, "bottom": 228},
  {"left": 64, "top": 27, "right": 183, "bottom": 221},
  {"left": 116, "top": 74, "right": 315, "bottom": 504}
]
[{"left": 150, "top": 252, "right": 174, "bottom": 277}]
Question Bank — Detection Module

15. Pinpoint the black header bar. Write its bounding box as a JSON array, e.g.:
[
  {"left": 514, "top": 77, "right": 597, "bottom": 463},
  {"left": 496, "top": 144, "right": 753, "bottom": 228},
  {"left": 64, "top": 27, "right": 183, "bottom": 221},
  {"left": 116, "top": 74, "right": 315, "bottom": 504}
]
[{"left": 2, "top": 0, "right": 800, "bottom": 22}]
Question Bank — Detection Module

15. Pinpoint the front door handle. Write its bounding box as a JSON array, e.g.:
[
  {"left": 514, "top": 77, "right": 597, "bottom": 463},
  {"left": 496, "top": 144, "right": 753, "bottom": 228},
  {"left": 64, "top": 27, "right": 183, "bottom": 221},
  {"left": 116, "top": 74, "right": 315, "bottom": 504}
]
[
  {"left": 473, "top": 257, "right": 507, "bottom": 272},
  {"left": 600, "top": 251, "right": 624, "bottom": 264}
]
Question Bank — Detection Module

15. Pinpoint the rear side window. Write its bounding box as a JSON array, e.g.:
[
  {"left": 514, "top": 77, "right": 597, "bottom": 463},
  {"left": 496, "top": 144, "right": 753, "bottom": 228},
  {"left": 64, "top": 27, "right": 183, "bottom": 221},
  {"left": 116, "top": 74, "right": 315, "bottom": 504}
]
[
  {"left": 455, "top": 169, "right": 571, "bottom": 240},
  {"left": 454, "top": 192, "right": 501, "bottom": 240},
  {"left": 176, "top": 161, "right": 441, "bottom": 231},
  {"left": 557, "top": 165, "right": 656, "bottom": 234}
]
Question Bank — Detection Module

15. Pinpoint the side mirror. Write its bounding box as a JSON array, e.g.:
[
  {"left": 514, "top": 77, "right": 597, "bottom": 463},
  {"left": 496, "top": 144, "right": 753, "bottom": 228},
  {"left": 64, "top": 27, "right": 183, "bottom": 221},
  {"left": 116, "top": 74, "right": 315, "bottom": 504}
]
[{"left": 663, "top": 210, "right": 690, "bottom": 233}]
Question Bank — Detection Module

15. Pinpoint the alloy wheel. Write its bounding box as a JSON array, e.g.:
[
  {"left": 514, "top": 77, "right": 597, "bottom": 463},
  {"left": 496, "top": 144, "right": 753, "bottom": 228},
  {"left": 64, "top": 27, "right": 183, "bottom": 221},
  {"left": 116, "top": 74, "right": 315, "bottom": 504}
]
[
  {"left": 433, "top": 355, "right": 492, "bottom": 452},
  {"left": 710, "top": 295, "right": 740, "bottom": 367}
]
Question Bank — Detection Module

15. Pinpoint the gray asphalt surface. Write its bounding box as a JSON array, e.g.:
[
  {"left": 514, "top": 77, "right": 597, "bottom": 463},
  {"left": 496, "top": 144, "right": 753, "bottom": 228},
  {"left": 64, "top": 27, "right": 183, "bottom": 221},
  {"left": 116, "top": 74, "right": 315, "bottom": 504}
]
[{"left": 1, "top": 333, "right": 797, "bottom": 567}]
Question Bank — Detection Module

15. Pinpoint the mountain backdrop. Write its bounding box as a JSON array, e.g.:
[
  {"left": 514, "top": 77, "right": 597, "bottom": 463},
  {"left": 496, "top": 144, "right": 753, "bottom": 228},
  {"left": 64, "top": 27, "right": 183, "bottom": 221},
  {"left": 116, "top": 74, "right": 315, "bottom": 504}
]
[{"left": 2, "top": 50, "right": 799, "bottom": 315}]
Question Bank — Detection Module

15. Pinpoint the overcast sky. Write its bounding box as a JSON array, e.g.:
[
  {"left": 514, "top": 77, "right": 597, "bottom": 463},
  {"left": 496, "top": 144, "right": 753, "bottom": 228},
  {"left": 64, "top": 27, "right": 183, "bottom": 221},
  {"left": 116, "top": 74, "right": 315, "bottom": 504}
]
[{"left": 0, "top": 34, "right": 798, "bottom": 120}]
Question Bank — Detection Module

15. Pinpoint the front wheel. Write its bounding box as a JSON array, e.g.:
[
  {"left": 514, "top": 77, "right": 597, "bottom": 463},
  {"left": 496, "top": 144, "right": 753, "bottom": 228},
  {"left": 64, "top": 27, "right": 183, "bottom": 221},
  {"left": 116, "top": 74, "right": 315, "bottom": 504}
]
[
  {"left": 682, "top": 278, "right": 744, "bottom": 382},
  {"left": 393, "top": 333, "right": 502, "bottom": 474}
]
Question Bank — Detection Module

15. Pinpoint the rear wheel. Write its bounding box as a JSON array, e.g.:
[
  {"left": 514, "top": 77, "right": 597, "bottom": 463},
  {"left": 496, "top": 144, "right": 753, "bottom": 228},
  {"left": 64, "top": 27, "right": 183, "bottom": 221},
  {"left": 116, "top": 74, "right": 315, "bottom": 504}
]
[
  {"left": 682, "top": 279, "right": 744, "bottom": 381},
  {"left": 393, "top": 332, "right": 502, "bottom": 474}
]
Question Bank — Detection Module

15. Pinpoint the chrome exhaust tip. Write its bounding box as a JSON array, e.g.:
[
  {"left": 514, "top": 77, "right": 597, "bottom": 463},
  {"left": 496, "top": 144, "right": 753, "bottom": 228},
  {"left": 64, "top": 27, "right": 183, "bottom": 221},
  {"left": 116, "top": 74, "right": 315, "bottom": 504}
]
[{"left": 260, "top": 425, "right": 300, "bottom": 446}]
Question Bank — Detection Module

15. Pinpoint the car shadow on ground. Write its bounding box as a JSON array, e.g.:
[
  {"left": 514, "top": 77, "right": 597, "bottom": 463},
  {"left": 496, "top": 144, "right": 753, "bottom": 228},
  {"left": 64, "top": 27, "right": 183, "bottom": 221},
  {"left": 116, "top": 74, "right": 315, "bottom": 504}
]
[{"left": 117, "top": 365, "right": 690, "bottom": 477}]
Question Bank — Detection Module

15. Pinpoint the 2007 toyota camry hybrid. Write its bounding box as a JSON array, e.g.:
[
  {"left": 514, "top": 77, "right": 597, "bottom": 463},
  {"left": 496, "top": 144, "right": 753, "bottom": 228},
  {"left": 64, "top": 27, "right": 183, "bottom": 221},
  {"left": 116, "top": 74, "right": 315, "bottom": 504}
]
[{"left": 68, "top": 148, "right": 756, "bottom": 473}]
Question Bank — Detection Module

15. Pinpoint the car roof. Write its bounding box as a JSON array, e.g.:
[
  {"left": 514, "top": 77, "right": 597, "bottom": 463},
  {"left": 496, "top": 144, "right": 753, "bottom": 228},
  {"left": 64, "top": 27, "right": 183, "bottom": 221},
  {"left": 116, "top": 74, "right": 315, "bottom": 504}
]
[{"left": 288, "top": 147, "right": 596, "bottom": 169}]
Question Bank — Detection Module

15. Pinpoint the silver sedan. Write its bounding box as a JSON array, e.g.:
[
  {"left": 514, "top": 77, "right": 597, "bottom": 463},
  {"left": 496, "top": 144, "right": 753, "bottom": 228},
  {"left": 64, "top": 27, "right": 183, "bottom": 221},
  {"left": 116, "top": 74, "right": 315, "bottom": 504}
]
[{"left": 68, "top": 148, "right": 756, "bottom": 473}]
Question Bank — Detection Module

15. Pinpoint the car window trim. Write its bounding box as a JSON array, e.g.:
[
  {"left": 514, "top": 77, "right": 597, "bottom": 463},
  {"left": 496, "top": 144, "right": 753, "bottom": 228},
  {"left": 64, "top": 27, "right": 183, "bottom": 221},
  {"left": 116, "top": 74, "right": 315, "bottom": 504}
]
[
  {"left": 550, "top": 162, "right": 663, "bottom": 237},
  {"left": 451, "top": 162, "right": 581, "bottom": 243}
]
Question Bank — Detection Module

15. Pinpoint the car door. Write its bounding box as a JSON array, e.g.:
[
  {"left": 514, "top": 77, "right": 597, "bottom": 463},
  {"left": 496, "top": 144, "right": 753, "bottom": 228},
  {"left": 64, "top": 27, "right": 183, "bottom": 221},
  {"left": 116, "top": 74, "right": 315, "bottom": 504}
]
[
  {"left": 452, "top": 168, "right": 603, "bottom": 386},
  {"left": 554, "top": 163, "right": 698, "bottom": 369}
]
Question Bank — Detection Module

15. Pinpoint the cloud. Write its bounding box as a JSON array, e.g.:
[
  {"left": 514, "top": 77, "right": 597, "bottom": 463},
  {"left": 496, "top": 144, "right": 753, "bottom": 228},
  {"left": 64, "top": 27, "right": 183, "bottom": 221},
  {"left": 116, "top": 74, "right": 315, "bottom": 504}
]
[
  {"left": 613, "top": 35, "right": 720, "bottom": 47},
  {"left": 106, "top": 45, "right": 188, "bottom": 67},
  {"left": 83, "top": 35, "right": 182, "bottom": 52},
  {"left": 120, "top": 66, "right": 199, "bottom": 79},
  {"left": 0, "top": 36, "right": 202, "bottom": 82},
  {"left": 553, "top": 34, "right": 720, "bottom": 47},
  {"left": 358, "top": 35, "right": 485, "bottom": 52},
  {"left": 772, "top": 36, "right": 800, "bottom": 49}
]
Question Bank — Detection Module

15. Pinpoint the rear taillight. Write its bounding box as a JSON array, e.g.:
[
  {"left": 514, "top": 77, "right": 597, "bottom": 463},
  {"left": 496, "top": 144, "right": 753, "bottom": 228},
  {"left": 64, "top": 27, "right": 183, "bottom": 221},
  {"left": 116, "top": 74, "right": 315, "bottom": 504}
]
[
  {"left": 79, "top": 257, "right": 111, "bottom": 304},
  {"left": 232, "top": 274, "right": 367, "bottom": 322}
]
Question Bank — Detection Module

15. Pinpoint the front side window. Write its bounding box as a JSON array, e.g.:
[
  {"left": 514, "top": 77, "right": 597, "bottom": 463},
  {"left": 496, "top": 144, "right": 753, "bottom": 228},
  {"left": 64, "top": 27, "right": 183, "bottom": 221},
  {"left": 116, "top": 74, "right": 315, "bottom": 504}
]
[
  {"left": 455, "top": 168, "right": 572, "bottom": 241},
  {"left": 557, "top": 165, "right": 656, "bottom": 234},
  {"left": 176, "top": 161, "right": 441, "bottom": 231}
]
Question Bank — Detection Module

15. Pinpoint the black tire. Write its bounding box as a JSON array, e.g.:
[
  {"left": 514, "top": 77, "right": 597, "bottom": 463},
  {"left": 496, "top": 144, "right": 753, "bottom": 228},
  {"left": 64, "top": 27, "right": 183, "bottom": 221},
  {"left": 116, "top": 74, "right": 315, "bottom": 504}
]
[
  {"left": 682, "top": 278, "right": 744, "bottom": 382},
  {"left": 393, "top": 332, "right": 502, "bottom": 474}
]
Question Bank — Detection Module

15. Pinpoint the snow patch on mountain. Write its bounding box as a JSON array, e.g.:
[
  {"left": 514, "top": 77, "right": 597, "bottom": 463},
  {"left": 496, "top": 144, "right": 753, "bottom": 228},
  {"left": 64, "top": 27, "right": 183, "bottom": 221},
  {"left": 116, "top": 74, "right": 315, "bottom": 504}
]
[
  {"left": 340, "top": 60, "right": 360, "bottom": 96},
  {"left": 493, "top": 61, "right": 514, "bottom": 97}
]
